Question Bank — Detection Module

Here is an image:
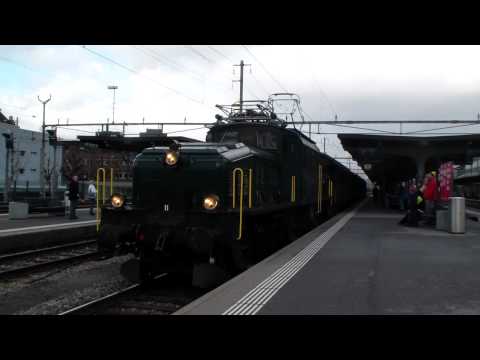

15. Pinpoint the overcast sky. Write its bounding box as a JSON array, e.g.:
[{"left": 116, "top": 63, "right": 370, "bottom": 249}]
[{"left": 2, "top": 45, "right": 480, "bottom": 175}]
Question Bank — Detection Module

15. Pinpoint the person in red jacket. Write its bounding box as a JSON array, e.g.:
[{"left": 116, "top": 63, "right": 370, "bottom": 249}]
[{"left": 422, "top": 172, "right": 437, "bottom": 224}]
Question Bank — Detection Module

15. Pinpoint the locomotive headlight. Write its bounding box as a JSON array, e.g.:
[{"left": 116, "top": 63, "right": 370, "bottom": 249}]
[
  {"left": 111, "top": 194, "right": 125, "bottom": 208},
  {"left": 165, "top": 150, "right": 179, "bottom": 166},
  {"left": 203, "top": 194, "right": 219, "bottom": 211}
]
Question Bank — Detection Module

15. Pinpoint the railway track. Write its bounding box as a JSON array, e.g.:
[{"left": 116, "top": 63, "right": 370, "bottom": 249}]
[
  {"left": 59, "top": 273, "right": 207, "bottom": 315},
  {"left": 0, "top": 240, "right": 99, "bottom": 280}
]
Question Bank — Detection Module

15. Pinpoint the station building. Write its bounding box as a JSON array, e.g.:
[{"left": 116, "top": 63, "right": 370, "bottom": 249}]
[{"left": 0, "top": 110, "right": 62, "bottom": 199}]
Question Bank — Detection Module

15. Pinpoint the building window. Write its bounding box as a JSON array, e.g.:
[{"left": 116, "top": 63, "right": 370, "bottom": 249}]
[
  {"left": 19, "top": 168, "right": 25, "bottom": 174},
  {"left": 31, "top": 168, "right": 37, "bottom": 172},
  {"left": 20, "top": 150, "right": 26, "bottom": 156},
  {"left": 31, "top": 151, "right": 37, "bottom": 155}
]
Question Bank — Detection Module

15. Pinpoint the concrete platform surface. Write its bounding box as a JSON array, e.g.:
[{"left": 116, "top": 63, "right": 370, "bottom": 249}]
[
  {"left": 0, "top": 209, "right": 98, "bottom": 254},
  {"left": 0, "top": 208, "right": 96, "bottom": 232},
  {"left": 177, "top": 200, "right": 480, "bottom": 315}
]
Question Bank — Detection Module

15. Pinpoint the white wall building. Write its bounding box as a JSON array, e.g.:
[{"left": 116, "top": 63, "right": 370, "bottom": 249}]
[{"left": 0, "top": 114, "right": 63, "bottom": 195}]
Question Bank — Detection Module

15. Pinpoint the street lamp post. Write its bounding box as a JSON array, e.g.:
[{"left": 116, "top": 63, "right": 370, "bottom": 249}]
[
  {"left": 107, "top": 85, "right": 118, "bottom": 133},
  {"left": 38, "top": 95, "right": 51, "bottom": 199}
]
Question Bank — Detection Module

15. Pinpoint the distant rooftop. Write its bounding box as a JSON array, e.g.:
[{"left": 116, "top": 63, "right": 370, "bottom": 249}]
[
  {"left": 76, "top": 130, "right": 200, "bottom": 152},
  {"left": 0, "top": 110, "right": 18, "bottom": 127}
]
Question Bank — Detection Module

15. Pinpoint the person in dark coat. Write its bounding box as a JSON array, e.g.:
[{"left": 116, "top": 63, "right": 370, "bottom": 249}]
[
  {"left": 399, "top": 182, "right": 408, "bottom": 211},
  {"left": 68, "top": 175, "right": 80, "bottom": 220},
  {"left": 399, "top": 182, "right": 421, "bottom": 227}
]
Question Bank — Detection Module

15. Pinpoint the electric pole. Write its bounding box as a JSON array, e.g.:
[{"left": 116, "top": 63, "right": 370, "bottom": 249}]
[
  {"left": 233, "top": 60, "right": 251, "bottom": 113},
  {"left": 239, "top": 60, "right": 244, "bottom": 113},
  {"left": 38, "top": 95, "right": 51, "bottom": 199},
  {"left": 108, "top": 85, "right": 118, "bottom": 132}
]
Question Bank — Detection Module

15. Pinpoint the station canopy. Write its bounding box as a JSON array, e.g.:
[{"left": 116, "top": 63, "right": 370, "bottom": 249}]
[{"left": 338, "top": 134, "right": 480, "bottom": 186}]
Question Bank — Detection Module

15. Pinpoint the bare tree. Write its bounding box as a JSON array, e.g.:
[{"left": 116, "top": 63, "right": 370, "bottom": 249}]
[
  {"left": 61, "top": 146, "right": 87, "bottom": 180},
  {"left": 44, "top": 157, "right": 55, "bottom": 196},
  {"left": 119, "top": 151, "right": 136, "bottom": 179},
  {"left": 8, "top": 150, "right": 22, "bottom": 196}
]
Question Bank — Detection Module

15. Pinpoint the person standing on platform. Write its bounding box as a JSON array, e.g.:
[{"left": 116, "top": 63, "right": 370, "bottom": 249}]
[
  {"left": 408, "top": 182, "right": 421, "bottom": 226},
  {"left": 373, "top": 184, "right": 378, "bottom": 204},
  {"left": 87, "top": 180, "right": 97, "bottom": 216},
  {"left": 400, "top": 181, "right": 420, "bottom": 226},
  {"left": 399, "top": 182, "right": 408, "bottom": 211},
  {"left": 68, "top": 175, "right": 80, "bottom": 220},
  {"left": 422, "top": 172, "right": 437, "bottom": 225}
]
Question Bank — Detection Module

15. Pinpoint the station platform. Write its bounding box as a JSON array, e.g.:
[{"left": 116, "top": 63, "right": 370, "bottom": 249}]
[
  {"left": 176, "top": 199, "right": 480, "bottom": 315},
  {"left": 0, "top": 209, "right": 97, "bottom": 254},
  {"left": 467, "top": 207, "right": 480, "bottom": 220}
]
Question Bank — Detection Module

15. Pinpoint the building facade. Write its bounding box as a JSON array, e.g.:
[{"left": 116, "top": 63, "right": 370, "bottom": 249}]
[
  {"left": 60, "top": 140, "right": 136, "bottom": 181},
  {"left": 0, "top": 111, "right": 63, "bottom": 198}
]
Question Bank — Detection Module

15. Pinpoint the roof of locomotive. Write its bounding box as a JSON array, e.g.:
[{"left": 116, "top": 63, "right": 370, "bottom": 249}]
[
  {"left": 208, "top": 121, "right": 321, "bottom": 152},
  {"left": 140, "top": 141, "right": 277, "bottom": 162},
  {"left": 138, "top": 122, "right": 363, "bottom": 181},
  {"left": 208, "top": 122, "right": 359, "bottom": 178}
]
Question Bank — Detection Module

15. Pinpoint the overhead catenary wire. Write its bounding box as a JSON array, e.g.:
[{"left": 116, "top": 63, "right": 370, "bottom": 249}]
[
  {"left": 130, "top": 47, "right": 204, "bottom": 105},
  {"left": 56, "top": 126, "right": 97, "bottom": 134},
  {"left": 239, "top": 46, "right": 317, "bottom": 133},
  {"left": 164, "top": 126, "right": 208, "bottom": 135},
  {"left": 0, "top": 55, "right": 50, "bottom": 78},
  {"left": 308, "top": 68, "right": 338, "bottom": 120},
  {"left": 211, "top": 45, "right": 272, "bottom": 97},
  {"left": 201, "top": 46, "right": 265, "bottom": 101},
  {"left": 206, "top": 46, "right": 233, "bottom": 62},
  {"left": 130, "top": 45, "right": 205, "bottom": 82},
  {"left": 81, "top": 45, "right": 207, "bottom": 107},
  {"left": 0, "top": 108, "right": 36, "bottom": 120},
  {"left": 143, "top": 46, "right": 205, "bottom": 77},
  {"left": 403, "top": 122, "right": 480, "bottom": 135},
  {"left": 327, "top": 123, "right": 398, "bottom": 134},
  {"left": 133, "top": 45, "right": 229, "bottom": 92},
  {"left": 249, "top": 72, "right": 271, "bottom": 98},
  {"left": 241, "top": 45, "right": 289, "bottom": 93},
  {"left": 185, "top": 46, "right": 215, "bottom": 64},
  {"left": 0, "top": 101, "right": 29, "bottom": 111},
  {"left": 240, "top": 45, "right": 338, "bottom": 134}
]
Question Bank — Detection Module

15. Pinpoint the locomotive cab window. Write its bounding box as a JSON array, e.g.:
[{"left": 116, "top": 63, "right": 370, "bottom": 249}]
[
  {"left": 256, "top": 129, "right": 280, "bottom": 150},
  {"left": 221, "top": 130, "right": 241, "bottom": 143},
  {"left": 212, "top": 128, "right": 254, "bottom": 145},
  {"left": 210, "top": 126, "right": 280, "bottom": 151}
]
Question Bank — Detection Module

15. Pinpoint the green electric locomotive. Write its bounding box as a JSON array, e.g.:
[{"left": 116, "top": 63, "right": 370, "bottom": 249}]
[{"left": 98, "top": 97, "right": 366, "bottom": 287}]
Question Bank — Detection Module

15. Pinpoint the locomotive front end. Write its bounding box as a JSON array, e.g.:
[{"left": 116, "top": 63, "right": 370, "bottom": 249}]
[{"left": 98, "top": 141, "right": 235, "bottom": 284}]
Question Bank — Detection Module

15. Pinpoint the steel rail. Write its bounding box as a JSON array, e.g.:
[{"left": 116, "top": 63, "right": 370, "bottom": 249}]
[
  {"left": 0, "top": 239, "right": 96, "bottom": 262},
  {"left": 0, "top": 251, "right": 99, "bottom": 280},
  {"left": 58, "top": 273, "right": 167, "bottom": 315}
]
